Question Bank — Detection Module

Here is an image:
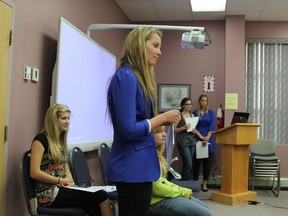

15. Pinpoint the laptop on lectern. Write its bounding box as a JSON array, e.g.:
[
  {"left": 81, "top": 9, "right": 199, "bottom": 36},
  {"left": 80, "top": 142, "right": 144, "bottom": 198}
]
[{"left": 231, "top": 112, "right": 250, "bottom": 125}]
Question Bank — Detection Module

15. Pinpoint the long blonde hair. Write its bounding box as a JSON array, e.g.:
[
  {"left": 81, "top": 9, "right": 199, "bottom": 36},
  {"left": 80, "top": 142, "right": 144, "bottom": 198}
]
[
  {"left": 118, "top": 26, "right": 162, "bottom": 115},
  {"left": 42, "top": 104, "right": 70, "bottom": 161},
  {"left": 153, "top": 126, "right": 167, "bottom": 177}
]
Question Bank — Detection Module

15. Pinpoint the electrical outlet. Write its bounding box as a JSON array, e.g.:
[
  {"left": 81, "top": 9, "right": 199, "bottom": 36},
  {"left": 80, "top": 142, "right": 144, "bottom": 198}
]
[
  {"left": 32, "top": 68, "right": 39, "bottom": 82},
  {"left": 23, "top": 66, "right": 31, "bottom": 80}
]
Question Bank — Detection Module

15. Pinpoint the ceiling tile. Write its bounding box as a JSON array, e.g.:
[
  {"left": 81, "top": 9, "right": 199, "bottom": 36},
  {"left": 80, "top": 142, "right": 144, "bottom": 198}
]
[
  {"left": 192, "top": 12, "right": 226, "bottom": 21},
  {"left": 153, "top": 0, "right": 192, "bottom": 12},
  {"left": 115, "top": 0, "right": 288, "bottom": 22},
  {"left": 260, "top": 12, "right": 288, "bottom": 21},
  {"left": 116, "top": 1, "right": 156, "bottom": 12},
  {"left": 126, "top": 12, "right": 161, "bottom": 22},
  {"left": 226, "top": 0, "right": 267, "bottom": 11},
  {"left": 158, "top": 11, "right": 193, "bottom": 21},
  {"left": 263, "top": 0, "right": 288, "bottom": 11}
]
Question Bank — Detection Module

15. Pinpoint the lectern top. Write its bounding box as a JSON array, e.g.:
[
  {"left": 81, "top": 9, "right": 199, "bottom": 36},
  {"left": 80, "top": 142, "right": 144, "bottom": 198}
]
[{"left": 212, "top": 123, "right": 261, "bottom": 145}]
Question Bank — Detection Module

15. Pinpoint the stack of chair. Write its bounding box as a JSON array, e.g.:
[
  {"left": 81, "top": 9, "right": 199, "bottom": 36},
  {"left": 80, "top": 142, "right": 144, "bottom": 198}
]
[{"left": 249, "top": 138, "right": 281, "bottom": 196}]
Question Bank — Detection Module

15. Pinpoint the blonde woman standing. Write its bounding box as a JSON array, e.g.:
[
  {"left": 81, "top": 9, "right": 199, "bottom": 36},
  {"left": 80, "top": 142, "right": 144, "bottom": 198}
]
[
  {"left": 107, "top": 26, "right": 180, "bottom": 216},
  {"left": 192, "top": 94, "right": 215, "bottom": 192}
]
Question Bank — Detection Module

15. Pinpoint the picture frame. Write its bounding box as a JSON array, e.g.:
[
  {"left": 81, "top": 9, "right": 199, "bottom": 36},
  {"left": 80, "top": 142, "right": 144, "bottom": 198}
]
[{"left": 158, "top": 84, "right": 191, "bottom": 112}]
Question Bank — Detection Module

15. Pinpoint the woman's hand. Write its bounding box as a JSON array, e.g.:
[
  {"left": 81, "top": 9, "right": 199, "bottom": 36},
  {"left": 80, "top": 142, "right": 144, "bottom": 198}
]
[
  {"left": 162, "top": 109, "right": 181, "bottom": 125},
  {"left": 150, "top": 109, "right": 180, "bottom": 131},
  {"left": 189, "top": 192, "right": 192, "bottom": 199},
  {"left": 202, "top": 141, "right": 208, "bottom": 147},
  {"left": 202, "top": 136, "right": 209, "bottom": 142},
  {"left": 58, "top": 177, "right": 74, "bottom": 187}
]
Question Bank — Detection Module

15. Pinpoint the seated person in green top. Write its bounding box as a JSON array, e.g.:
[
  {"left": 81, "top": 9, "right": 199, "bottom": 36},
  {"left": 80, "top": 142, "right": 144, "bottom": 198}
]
[{"left": 150, "top": 126, "right": 213, "bottom": 216}]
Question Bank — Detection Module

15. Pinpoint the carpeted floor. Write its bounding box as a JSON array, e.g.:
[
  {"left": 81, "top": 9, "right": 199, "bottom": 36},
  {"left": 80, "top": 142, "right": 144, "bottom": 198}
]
[
  {"left": 113, "top": 187, "right": 287, "bottom": 216},
  {"left": 198, "top": 188, "right": 288, "bottom": 216}
]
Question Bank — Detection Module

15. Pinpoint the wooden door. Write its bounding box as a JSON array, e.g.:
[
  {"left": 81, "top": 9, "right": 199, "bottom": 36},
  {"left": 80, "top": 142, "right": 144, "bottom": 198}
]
[{"left": 0, "top": 0, "right": 12, "bottom": 214}]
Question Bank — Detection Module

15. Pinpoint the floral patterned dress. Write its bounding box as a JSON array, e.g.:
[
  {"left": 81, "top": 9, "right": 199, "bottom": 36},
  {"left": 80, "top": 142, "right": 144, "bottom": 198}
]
[{"left": 33, "top": 133, "right": 67, "bottom": 206}]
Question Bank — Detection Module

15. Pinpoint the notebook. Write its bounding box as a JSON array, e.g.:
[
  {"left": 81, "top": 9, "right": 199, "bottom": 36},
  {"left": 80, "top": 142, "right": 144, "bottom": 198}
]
[{"left": 231, "top": 112, "right": 250, "bottom": 125}]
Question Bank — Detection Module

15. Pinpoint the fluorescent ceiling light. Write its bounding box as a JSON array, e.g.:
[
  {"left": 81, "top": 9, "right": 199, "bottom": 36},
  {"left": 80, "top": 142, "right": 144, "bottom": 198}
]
[{"left": 190, "top": 0, "right": 226, "bottom": 12}]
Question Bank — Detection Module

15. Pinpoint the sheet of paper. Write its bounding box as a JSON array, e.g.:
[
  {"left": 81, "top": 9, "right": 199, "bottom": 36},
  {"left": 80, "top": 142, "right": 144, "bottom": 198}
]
[
  {"left": 66, "top": 185, "right": 116, "bottom": 193},
  {"left": 166, "top": 124, "right": 175, "bottom": 167},
  {"left": 185, "top": 116, "right": 199, "bottom": 132},
  {"left": 225, "top": 93, "right": 238, "bottom": 110},
  {"left": 104, "top": 185, "right": 117, "bottom": 192},
  {"left": 196, "top": 141, "right": 209, "bottom": 159}
]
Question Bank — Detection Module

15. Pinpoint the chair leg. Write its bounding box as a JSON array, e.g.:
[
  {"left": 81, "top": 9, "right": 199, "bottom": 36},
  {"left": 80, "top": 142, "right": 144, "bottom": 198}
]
[
  {"left": 272, "top": 165, "right": 280, "bottom": 197},
  {"left": 251, "top": 161, "right": 255, "bottom": 191},
  {"left": 248, "top": 172, "right": 253, "bottom": 190},
  {"left": 248, "top": 159, "right": 255, "bottom": 190},
  {"left": 277, "top": 168, "right": 281, "bottom": 196}
]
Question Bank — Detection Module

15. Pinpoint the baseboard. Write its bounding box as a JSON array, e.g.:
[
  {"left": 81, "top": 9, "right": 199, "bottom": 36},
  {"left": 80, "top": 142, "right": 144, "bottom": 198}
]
[{"left": 201, "top": 175, "right": 288, "bottom": 190}]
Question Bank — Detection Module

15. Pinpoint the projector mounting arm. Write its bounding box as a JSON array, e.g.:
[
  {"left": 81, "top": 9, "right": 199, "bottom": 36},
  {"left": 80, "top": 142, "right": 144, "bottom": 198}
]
[
  {"left": 87, "top": 24, "right": 210, "bottom": 49},
  {"left": 87, "top": 23, "right": 204, "bottom": 37}
]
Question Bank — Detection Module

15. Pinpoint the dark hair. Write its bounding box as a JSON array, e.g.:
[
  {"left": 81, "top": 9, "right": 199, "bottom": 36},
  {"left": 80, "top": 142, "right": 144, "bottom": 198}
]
[{"left": 180, "top": 97, "right": 192, "bottom": 112}]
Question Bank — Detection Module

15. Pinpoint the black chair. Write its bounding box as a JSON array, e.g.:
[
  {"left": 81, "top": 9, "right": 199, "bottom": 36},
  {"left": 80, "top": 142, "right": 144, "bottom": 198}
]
[
  {"left": 167, "top": 157, "right": 201, "bottom": 197},
  {"left": 98, "top": 143, "right": 118, "bottom": 201},
  {"left": 70, "top": 147, "right": 94, "bottom": 187},
  {"left": 70, "top": 146, "right": 117, "bottom": 213},
  {"left": 98, "top": 143, "right": 115, "bottom": 186},
  {"left": 20, "top": 150, "right": 88, "bottom": 216}
]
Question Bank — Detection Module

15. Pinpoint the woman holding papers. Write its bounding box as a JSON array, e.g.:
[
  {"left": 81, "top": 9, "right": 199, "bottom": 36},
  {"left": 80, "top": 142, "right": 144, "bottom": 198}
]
[
  {"left": 106, "top": 26, "right": 180, "bottom": 216},
  {"left": 30, "top": 104, "right": 113, "bottom": 216},
  {"left": 174, "top": 98, "right": 203, "bottom": 180},
  {"left": 192, "top": 94, "right": 215, "bottom": 192},
  {"left": 150, "top": 126, "right": 212, "bottom": 216}
]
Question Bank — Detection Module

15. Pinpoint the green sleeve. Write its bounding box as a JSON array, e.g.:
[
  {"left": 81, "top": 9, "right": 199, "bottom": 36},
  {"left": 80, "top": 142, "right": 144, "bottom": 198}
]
[{"left": 152, "top": 176, "right": 192, "bottom": 199}]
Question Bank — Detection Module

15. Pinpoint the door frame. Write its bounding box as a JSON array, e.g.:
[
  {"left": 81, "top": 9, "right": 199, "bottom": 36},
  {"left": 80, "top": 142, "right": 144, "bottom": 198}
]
[{"left": 0, "top": 0, "right": 15, "bottom": 215}]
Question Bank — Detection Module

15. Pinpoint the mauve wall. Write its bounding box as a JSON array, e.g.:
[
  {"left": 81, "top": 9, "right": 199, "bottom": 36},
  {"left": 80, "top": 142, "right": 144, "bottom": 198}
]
[
  {"left": 154, "top": 20, "right": 225, "bottom": 176},
  {"left": 155, "top": 21, "right": 225, "bottom": 110},
  {"left": 154, "top": 18, "right": 288, "bottom": 180},
  {"left": 5, "top": 1, "right": 288, "bottom": 215},
  {"left": 6, "top": 0, "right": 128, "bottom": 216}
]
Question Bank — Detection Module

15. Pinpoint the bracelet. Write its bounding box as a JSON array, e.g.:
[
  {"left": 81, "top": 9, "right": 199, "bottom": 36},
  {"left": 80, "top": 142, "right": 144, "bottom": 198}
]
[{"left": 57, "top": 177, "right": 61, "bottom": 184}]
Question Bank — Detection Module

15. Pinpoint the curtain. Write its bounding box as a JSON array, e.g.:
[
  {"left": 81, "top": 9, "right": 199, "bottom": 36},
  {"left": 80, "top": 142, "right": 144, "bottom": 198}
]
[{"left": 245, "top": 41, "right": 288, "bottom": 144}]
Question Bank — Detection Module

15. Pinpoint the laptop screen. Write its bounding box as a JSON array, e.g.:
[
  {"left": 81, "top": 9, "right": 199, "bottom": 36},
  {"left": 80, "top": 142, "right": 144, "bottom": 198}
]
[{"left": 231, "top": 112, "right": 250, "bottom": 125}]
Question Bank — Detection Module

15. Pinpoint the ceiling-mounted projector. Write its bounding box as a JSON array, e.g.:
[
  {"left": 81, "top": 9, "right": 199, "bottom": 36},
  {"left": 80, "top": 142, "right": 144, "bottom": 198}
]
[{"left": 181, "top": 31, "right": 205, "bottom": 49}]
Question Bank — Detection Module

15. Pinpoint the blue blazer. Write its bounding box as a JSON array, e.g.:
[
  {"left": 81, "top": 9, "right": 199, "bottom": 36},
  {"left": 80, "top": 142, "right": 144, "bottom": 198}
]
[
  {"left": 192, "top": 109, "right": 216, "bottom": 153},
  {"left": 106, "top": 63, "right": 160, "bottom": 183}
]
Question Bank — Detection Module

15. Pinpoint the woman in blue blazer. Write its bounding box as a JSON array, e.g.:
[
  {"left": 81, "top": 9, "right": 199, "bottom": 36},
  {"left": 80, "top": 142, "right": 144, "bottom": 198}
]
[
  {"left": 107, "top": 26, "right": 180, "bottom": 216},
  {"left": 192, "top": 94, "right": 215, "bottom": 192}
]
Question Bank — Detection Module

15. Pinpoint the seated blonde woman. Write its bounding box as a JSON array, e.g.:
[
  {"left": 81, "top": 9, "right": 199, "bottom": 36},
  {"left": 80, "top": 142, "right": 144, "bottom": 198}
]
[{"left": 150, "top": 126, "right": 213, "bottom": 216}]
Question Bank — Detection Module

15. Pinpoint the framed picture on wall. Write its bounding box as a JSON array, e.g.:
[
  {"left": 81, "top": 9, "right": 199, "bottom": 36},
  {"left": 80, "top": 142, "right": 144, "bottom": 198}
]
[{"left": 158, "top": 84, "right": 191, "bottom": 112}]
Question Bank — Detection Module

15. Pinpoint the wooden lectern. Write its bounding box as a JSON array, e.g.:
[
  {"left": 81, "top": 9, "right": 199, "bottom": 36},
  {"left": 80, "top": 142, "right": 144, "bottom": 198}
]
[{"left": 212, "top": 123, "right": 261, "bottom": 205}]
